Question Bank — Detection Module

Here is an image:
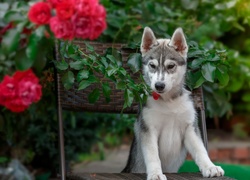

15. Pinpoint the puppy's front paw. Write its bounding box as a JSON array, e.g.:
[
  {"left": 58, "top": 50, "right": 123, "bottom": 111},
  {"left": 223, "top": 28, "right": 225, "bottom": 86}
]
[
  {"left": 201, "top": 165, "right": 224, "bottom": 177},
  {"left": 147, "top": 173, "right": 167, "bottom": 180}
]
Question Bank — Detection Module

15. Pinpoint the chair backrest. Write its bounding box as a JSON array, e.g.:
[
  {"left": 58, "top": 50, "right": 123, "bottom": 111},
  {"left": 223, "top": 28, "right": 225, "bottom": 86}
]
[{"left": 55, "top": 41, "right": 205, "bottom": 114}]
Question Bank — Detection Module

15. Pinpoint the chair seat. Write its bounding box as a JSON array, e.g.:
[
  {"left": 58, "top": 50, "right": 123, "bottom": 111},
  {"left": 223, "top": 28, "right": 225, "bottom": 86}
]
[{"left": 67, "top": 173, "right": 235, "bottom": 180}]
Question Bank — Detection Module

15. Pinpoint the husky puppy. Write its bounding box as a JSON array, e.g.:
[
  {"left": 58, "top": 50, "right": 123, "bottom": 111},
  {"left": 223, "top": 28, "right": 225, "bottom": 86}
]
[{"left": 122, "top": 27, "right": 224, "bottom": 180}]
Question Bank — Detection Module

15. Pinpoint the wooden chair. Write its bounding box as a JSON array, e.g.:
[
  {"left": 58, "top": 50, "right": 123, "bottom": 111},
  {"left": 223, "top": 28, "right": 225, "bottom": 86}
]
[{"left": 55, "top": 41, "right": 231, "bottom": 180}]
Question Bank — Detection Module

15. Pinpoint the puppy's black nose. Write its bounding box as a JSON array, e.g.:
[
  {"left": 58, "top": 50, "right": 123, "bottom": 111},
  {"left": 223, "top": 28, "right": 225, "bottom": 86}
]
[{"left": 155, "top": 82, "right": 165, "bottom": 92}]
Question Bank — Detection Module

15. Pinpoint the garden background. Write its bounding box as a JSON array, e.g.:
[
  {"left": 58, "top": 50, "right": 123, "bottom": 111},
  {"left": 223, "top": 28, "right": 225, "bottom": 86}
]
[{"left": 0, "top": 0, "right": 250, "bottom": 179}]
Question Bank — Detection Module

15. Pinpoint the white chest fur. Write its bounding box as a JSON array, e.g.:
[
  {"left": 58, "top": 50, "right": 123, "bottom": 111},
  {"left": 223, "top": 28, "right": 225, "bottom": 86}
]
[{"left": 142, "top": 92, "right": 196, "bottom": 172}]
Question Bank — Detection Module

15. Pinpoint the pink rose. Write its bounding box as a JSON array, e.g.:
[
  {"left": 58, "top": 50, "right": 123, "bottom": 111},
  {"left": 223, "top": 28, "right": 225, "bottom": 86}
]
[
  {"left": 74, "top": 0, "right": 98, "bottom": 16},
  {"left": 0, "top": 76, "right": 17, "bottom": 101},
  {"left": 93, "top": 3, "right": 106, "bottom": 18},
  {"left": 13, "top": 69, "right": 39, "bottom": 82},
  {"left": 18, "top": 81, "right": 42, "bottom": 106},
  {"left": 89, "top": 17, "right": 106, "bottom": 40},
  {"left": 47, "top": 0, "right": 68, "bottom": 8},
  {"left": 28, "top": 2, "right": 51, "bottom": 25},
  {"left": 4, "top": 98, "right": 28, "bottom": 113},
  {"left": 50, "top": 16, "right": 74, "bottom": 40},
  {"left": 72, "top": 14, "right": 92, "bottom": 39},
  {"left": 14, "top": 69, "right": 42, "bottom": 106},
  {"left": 89, "top": 4, "right": 107, "bottom": 40},
  {"left": 56, "top": 1, "right": 74, "bottom": 20},
  {"left": 72, "top": 2, "right": 106, "bottom": 40},
  {"left": 0, "top": 69, "right": 42, "bottom": 113}
]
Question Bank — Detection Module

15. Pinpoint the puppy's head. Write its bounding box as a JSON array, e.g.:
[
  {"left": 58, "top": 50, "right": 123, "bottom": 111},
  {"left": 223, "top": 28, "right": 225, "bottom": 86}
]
[{"left": 140, "top": 27, "right": 188, "bottom": 95}]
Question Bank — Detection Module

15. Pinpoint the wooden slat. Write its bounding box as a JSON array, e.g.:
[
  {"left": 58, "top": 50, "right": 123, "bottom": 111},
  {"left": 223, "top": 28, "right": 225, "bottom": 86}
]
[{"left": 67, "top": 173, "right": 235, "bottom": 180}]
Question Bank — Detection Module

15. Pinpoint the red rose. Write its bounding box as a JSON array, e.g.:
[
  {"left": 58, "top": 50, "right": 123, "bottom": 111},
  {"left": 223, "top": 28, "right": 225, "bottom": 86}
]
[
  {"left": 13, "top": 69, "right": 39, "bottom": 83},
  {"left": 89, "top": 4, "right": 106, "bottom": 40},
  {"left": 93, "top": 3, "right": 106, "bottom": 18},
  {"left": 4, "top": 98, "right": 28, "bottom": 113},
  {"left": 50, "top": 17, "right": 74, "bottom": 40},
  {"left": 0, "top": 69, "right": 42, "bottom": 113},
  {"left": 18, "top": 79, "right": 42, "bottom": 106},
  {"left": 28, "top": 2, "right": 51, "bottom": 25},
  {"left": 47, "top": 0, "right": 68, "bottom": 8},
  {"left": 74, "top": 0, "right": 98, "bottom": 16},
  {"left": 14, "top": 69, "right": 42, "bottom": 105},
  {"left": 56, "top": 1, "right": 74, "bottom": 20},
  {"left": 89, "top": 17, "right": 106, "bottom": 40},
  {"left": 72, "top": 14, "right": 92, "bottom": 39},
  {"left": 0, "top": 76, "right": 17, "bottom": 101}
]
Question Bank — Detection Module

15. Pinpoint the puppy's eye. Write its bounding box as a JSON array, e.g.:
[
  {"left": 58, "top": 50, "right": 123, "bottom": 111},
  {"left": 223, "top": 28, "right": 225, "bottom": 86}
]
[
  {"left": 167, "top": 64, "right": 176, "bottom": 70},
  {"left": 149, "top": 63, "right": 156, "bottom": 69}
]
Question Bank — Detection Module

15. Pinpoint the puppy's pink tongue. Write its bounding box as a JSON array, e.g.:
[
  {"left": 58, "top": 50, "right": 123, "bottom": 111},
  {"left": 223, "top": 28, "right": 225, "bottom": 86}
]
[{"left": 152, "top": 91, "right": 160, "bottom": 100}]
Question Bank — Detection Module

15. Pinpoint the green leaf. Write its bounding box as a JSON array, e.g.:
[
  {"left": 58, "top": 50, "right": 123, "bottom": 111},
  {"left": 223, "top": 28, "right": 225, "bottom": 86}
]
[
  {"left": 225, "top": 77, "right": 243, "bottom": 92},
  {"left": 189, "top": 58, "right": 204, "bottom": 69},
  {"left": 67, "top": 44, "right": 76, "bottom": 55},
  {"left": 105, "top": 48, "right": 122, "bottom": 66},
  {"left": 26, "top": 33, "right": 40, "bottom": 60},
  {"left": 194, "top": 76, "right": 206, "bottom": 88},
  {"left": 4, "top": 11, "right": 25, "bottom": 22},
  {"left": 85, "top": 42, "right": 95, "bottom": 52},
  {"left": 88, "top": 54, "right": 97, "bottom": 61},
  {"left": 242, "top": 93, "right": 250, "bottom": 102},
  {"left": 62, "top": 71, "right": 75, "bottom": 90},
  {"left": 29, "top": 37, "right": 49, "bottom": 73},
  {"left": 124, "top": 89, "right": 134, "bottom": 108},
  {"left": 100, "top": 57, "right": 108, "bottom": 68},
  {"left": 188, "top": 41, "right": 198, "bottom": 48},
  {"left": 77, "top": 70, "right": 89, "bottom": 82},
  {"left": 186, "top": 71, "right": 203, "bottom": 90},
  {"left": 55, "top": 60, "right": 68, "bottom": 70},
  {"left": 14, "top": 49, "right": 33, "bottom": 70},
  {"left": 78, "top": 76, "right": 97, "bottom": 90},
  {"left": 2, "top": 29, "right": 20, "bottom": 54},
  {"left": 107, "top": 54, "right": 117, "bottom": 64},
  {"left": 106, "top": 66, "right": 117, "bottom": 76},
  {"left": 201, "top": 63, "right": 216, "bottom": 82},
  {"left": 34, "top": 26, "right": 46, "bottom": 39},
  {"left": 206, "top": 53, "right": 220, "bottom": 62},
  {"left": 69, "top": 60, "right": 85, "bottom": 70},
  {"left": 78, "top": 80, "right": 93, "bottom": 90},
  {"left": 127, "top": 53, "right": 141, "bottom": 73},
  {"left": 0, "top": 156, "right": 8, "bottom": 163},
  {"left": 215, "top": 69, "right": 229, "bottom": 87},
  {"left": 188, "top": 49, "right": 203, "bottom": 58},
  {"left": 102, "top": 82, "right": 111, "bottom": 103},
  {"left": 88, "top": 75, "right": 98, "bottom": 82},
  {"left": 88, "top": 89, "right": 100, "bottom": 104},
  {"left": 16, "top": 20, "right": 29, "bottom": 32},
  {"left": 119, "top": 68, "right": 127, "bottom": 76},
  {"left": 181, "top": 0, "right": 199, "bottom": 10},
  {"left": 68, "top": 54, "right": 81, "bottom": 61},
  {"left": 116, "top": 81, "right": 126, "bottom": 90}
]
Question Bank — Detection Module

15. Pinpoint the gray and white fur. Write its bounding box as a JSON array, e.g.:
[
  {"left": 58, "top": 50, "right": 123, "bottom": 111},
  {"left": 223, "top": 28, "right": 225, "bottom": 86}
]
[{"left": 122, "top": 27, "right": 224, "bottom": 180}]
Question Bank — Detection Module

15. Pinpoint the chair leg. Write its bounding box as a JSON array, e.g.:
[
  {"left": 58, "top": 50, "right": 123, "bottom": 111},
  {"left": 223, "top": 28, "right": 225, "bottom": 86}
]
[
  {"left": 56, "top": 73, "right": 66, "bottom": 179},
  {"left": 58, "top": 104, "right": 66, "bottom": 180},
  {"left": 200, "top": 109, "right": 208, "bottom": 151}
]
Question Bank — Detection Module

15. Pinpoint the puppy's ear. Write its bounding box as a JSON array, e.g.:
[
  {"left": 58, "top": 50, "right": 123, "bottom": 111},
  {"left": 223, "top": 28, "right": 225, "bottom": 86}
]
[
  {"left": 140, "top": 27, "right": 157, "bottom": 55},
  {"left": 169, "top": 28, "right": 188, "bottom": 58}
]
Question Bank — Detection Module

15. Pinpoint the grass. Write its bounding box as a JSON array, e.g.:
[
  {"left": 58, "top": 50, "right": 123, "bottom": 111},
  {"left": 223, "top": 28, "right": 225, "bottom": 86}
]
[{"left": 179, "top": 160, "right": 250, "bottom": 180}]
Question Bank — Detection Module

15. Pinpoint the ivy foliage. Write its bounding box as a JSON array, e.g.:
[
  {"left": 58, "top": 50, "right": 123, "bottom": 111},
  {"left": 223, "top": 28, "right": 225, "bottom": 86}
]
[{"left": 55, "top": 41, "right": 149, "bottom": 109}]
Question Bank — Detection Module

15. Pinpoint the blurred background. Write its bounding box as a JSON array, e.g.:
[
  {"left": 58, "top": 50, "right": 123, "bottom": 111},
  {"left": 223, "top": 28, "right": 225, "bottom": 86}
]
[{"left": 0, "top": 0, "right": 250, "bottom": 179}]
